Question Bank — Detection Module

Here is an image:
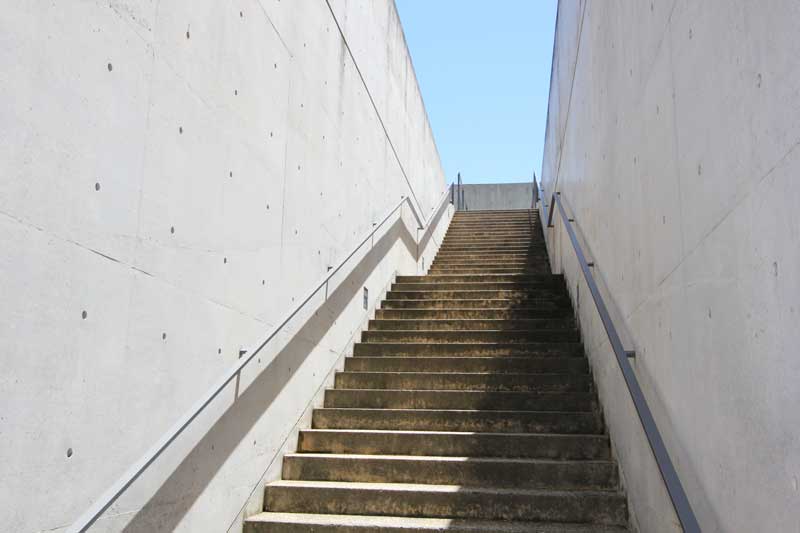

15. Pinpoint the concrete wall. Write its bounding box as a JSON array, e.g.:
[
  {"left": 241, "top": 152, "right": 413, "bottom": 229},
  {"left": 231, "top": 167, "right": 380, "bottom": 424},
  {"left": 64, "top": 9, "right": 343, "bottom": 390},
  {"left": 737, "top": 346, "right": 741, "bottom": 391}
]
[
  {"left": 458, "top": 182, "right": 534, "bottom": 211},
  {"left": 0, "top": 1, "right": 449, "bottom": 531},
  {"left": 541, "top": 1, "right": 800, "bottom": 532}
]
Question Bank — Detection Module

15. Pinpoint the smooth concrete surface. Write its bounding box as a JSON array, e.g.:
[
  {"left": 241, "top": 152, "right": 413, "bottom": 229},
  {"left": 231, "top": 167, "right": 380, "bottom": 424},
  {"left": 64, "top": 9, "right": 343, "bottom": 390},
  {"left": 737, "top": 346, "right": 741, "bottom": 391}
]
[
  {"left": 0, "top": 1, "right": 449, "bottom": 532},
  {"left": 457, "top": 183, "right": 535, "bottom": 211},
  {"left": 541, "top": 2, "right": 800, "bottom": 532}
]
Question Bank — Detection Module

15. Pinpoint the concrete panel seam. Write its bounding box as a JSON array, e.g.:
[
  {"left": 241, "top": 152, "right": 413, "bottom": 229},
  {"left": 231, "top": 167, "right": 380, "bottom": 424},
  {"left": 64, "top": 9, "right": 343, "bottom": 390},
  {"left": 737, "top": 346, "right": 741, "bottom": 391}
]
[{"left": 322, "top": 0, "right": 430, "bottom": 213}]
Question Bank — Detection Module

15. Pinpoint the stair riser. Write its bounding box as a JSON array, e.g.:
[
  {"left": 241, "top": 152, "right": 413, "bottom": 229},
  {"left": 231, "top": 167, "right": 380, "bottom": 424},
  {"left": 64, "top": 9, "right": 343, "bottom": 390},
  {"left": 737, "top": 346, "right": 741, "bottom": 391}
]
[
  {"left": 392, "top": 283, "right": 561, "bottom": 291},
  {"left": 344, "top": 357, "right": 588, "bottom": 374},
  {"left": 427, "top": 267, "right": 551, "bottom": 274},
  {"left": 433, "top": 259, "right": 548, "bottom": 265},
  {"left": 443, "top": 233, "right": 537, "bottom": 240},
  {"left": 298, "top": 430, "right": 611, "bottom": 460},
  {"left": 361, "top": 331, "right": 578, "bottom": 344},
  {"left": 437, "top": 243, "right": 547, "bottom": 252},
  {"left": 442, "top": 238, "right": 540, "bottom": 245},
  {"left": 428, "top": 260, "right": 547, "bottom": 275},
  {"left": 449, "top": 221, "right": 536, "bottom": 226},
  {"left": 396, "top": 274, "right": 562, "bottom": 283},
  {"left": 324, "top": 389, "right": 595, "bottom": 411},
  {"left": 375, "top": 309, "right": 572, "bottom": 320},
  {"left": 368, "top": 319, "right": 575, "bottom": 330},
  {"left": 386, "top": 291, "right": 569, "bottom": 302},
  {"left": 312, "top": 409, "right": 602, "bottom": 434},
  {"left": 435, "top": 250, "right": 545, "bottom": 256},
  {"left": 380, "top": 300, "right": 570, "bottom": 310},
  {"left": 454, "top": 209, "right": 537, "bottom": 215},
  {"left": 282, "top": 455, "right": 619, "bottom": 490},
  {"left": 264, "top": 485, "right": 627, "bottom": 525},
  {"left": 334, "top": 373, "right": 592, "bottom": 392},
  {"left": 353, "top": 343, "right": 583, "bottom": 357}
]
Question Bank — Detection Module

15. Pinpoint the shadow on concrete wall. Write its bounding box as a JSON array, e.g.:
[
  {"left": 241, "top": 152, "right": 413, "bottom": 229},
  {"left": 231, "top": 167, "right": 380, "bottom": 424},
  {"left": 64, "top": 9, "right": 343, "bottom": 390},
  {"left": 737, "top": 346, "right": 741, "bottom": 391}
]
[{"left": 120, "top": 217, "right": 417, "bottom": 532}]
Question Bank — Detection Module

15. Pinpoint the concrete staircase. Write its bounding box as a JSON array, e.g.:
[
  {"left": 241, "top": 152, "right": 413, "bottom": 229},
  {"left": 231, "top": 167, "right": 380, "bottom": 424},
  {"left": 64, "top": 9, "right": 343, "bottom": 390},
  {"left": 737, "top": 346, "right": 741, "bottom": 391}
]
[{"left": 245, "top": 209, "right": 629, "bottom": 532}]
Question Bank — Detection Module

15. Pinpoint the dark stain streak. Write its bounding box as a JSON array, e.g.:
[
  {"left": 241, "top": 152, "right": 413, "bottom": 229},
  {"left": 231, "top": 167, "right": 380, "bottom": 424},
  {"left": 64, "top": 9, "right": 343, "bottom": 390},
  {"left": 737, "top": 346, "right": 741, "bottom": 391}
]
[
  {"left": 88, "top": 248, "right": 121, "bottom": 264},
  {"left": 131, "top": 266, "right": 154, "bottom": 277}
]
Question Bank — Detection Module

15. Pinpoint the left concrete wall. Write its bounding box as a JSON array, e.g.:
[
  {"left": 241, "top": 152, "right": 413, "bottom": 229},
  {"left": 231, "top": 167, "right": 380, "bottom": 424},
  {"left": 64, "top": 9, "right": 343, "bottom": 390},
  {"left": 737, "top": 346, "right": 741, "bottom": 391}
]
[{"left": 0, "top": 1, "right": 448, "bottom": 531}]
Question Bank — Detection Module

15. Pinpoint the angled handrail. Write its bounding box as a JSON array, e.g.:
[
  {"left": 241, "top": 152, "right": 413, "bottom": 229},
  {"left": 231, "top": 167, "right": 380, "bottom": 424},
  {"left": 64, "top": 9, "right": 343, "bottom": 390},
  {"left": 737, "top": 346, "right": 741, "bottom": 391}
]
[
  {"left": 69, "top": 185, "right": 454, "bottom": 533},
  {"left": 542, "top": 190, "right": 701, "bottom": 533}
]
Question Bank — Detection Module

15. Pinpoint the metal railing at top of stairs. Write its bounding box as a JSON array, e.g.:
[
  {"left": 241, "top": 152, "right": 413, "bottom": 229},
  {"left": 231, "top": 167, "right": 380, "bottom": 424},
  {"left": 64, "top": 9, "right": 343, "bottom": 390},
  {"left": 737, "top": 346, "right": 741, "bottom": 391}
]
[
  {"left": 539, "top": 189, "right": 701, "bottom": 533},
  {"left": 69, "top": 184, "right": 455, "bottom": 533}
]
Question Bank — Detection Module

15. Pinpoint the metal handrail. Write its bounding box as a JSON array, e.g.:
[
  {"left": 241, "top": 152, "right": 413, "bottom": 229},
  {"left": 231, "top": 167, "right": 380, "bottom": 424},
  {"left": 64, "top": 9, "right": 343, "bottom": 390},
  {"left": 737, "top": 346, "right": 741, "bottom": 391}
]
[
  {"left": 455, "top": 172, "right": 463, "bottom": 211},
  {"left": 542, "top": 190, "right": 701, "bottom": 533},
  {"left": 69, "top": 185, "right": 454, "bottom": 532}
]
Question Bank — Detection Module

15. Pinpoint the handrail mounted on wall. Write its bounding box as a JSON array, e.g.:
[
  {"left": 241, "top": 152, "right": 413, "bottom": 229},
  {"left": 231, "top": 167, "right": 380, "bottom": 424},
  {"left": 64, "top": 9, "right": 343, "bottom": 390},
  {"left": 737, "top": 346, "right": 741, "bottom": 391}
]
[
  {"left": 69, "top": 185, "right": 454, "bottom": 532},
  {"left": 542, "top": 190, "right": 701, "bottom": 533}
]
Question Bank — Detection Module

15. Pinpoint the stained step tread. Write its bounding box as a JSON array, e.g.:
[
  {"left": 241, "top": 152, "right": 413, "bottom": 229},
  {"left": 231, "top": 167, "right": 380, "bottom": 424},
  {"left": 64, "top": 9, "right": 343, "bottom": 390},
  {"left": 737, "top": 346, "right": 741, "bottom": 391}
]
[
  {"left": 264, "top": 480, "right": 627, "bottom": 524},
  {"left": 297, "top": 429, "right": 610, "bottom": 460},
  {"left": 246, "top": 512, "right": 627, "bottom": 532}
]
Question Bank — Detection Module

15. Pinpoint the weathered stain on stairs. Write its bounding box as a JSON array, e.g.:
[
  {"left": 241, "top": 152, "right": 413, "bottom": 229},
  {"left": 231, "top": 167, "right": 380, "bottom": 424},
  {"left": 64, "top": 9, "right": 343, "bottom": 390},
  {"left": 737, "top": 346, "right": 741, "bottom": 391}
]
[{"left": 245, "top": 209, "right": 630, "bottom": 532}]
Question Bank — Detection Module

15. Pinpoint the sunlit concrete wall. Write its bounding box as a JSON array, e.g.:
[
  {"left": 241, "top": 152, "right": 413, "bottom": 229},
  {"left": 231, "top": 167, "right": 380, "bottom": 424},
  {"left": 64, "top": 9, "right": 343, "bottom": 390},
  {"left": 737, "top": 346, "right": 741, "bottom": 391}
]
[
  {"left": 458, "top": 182, "right": 534, "bottom": 211},
  {"left": 0, "top": 1, "right": 449, "bottom": 531},
  {"left": 541, "top": 2, "right": 800, "bottom": 532}
]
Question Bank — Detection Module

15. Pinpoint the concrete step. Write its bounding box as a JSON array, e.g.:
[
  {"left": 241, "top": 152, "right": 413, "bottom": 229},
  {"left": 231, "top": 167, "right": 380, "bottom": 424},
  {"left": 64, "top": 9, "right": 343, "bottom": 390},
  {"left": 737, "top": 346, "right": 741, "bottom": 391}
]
[
  {"left": 297, "top": 429, "right": 611, "bottom": 460},
  {"left": 312, "top": 408, "right": 602, "bottom": 433},
  {"left": 360, "top": 330, "right": 580, "bottom": 344},
  {"left": 444, "top": 232, "right": 537, "bottom": 239},
  {"left": 447, "top": 223, "right": 536, "bottom": 228},
  {"left": 432, "top": 251, "right": 547, "bottom": 264},
  {"left": 439, "top": 243, "right": 546, "bottom": 249},
  {"left": 442, "top": 237, "right": 539, "bottom": 244},
  {"left": 334, "top": 372, "right": 592, "bottom": 392},
  {"left": 454, "top": 210, "right": 537, "bottom": 217},
  {"left": 427, "top": 267, "right": 551, "bottom": 274},
  {"left": 263, "top": 481, "right": 627, "bottom": 525},
  {"left": 374, "top": 309, "right": 572, "bottom": 320},
  {"left": 431, "top": 257, "right": 548, "bottom": 266},
  {"left": 436, "top": 247, "right": 547, "bottom": 255},
  {"left": 379, "top": 298, "right": 570, "bottom": 310},
  {"left": 352, "top": 342, "right": 583, "bottom": 357},
  {"left": 436, "top": 248, "right": 542, "bottom": 255},
  {"left": 450, "top": 216, "right": 536, "bottom": 222},
  {"left": 446, "top": 226, "right": 536, "bottom": 232},
  {"left": 434, "top": 254, "right": 547, "bottom": 264},
  {"left": 385, "top": 291, "right": 569, "bottom": 302},
  {"left": 395, "top": 274, "right": 561, "bottom": 284},
  {"left": 367, "top": 318, "right": 575, "bottom": 330},
  {"left": 430, "top": 262, "right": 548, "bottom": 269},
  {"left": 323, "top": 389, "right": 595, "bottom": 411},
  {"left": 344, "top": 356, "right": 588, "bottom": 374},
  {"left": 440, "top": 240, "right": 543, "bottom": 246},
  {"left": 450, "top": 215, "right": 536, "bottom": 220},
  {"left": 245, "top": 512, "right": 628, "bottom": 533},
  {"left": 446, "top": 225, "right": 536, "bottom": 232},
  {"left": 444, "top": 232, "right": 537, "bottom": 238},
  {"left": 450, "top": 218, "right": 536, "bottom": 223},
  {"left": 453, "top": 208, "right": 536, "bottom": 213},
  {"left": 282, "top": 453, "right": 618, "bottom": 490},
  {"left": 432, "top": 254, "right": 544, "bottom": 261},
  {"left": 391, "top": 282, "right": 564, "bottom": 292}
]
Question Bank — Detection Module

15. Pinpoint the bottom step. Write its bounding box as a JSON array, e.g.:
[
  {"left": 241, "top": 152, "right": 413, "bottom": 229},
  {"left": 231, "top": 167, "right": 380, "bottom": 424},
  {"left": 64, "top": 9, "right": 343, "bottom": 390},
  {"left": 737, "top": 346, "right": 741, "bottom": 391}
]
[{"left": 245, "top": 512, "right": 628, "bottom": 532}]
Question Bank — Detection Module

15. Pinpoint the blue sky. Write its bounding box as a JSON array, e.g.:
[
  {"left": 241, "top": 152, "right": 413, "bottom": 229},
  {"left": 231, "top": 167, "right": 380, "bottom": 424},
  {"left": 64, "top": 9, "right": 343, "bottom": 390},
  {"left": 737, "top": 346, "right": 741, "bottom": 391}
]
[{"left": 395, "top": 1, "right": 557, "bottom": 185}]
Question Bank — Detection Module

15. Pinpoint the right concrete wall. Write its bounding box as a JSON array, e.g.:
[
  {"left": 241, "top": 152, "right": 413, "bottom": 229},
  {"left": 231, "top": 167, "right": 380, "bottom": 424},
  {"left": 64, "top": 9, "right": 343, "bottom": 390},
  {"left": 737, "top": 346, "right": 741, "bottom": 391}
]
[{"left": 541, "top": 2, "right": 800, "bottom": 532}]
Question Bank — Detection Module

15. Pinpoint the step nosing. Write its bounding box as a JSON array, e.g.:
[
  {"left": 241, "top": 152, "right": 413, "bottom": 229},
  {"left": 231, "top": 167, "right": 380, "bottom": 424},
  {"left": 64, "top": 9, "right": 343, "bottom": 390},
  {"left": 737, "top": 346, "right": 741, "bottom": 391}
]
[
  {"left": 268, "top": 479, "right": 623, "bottom": 496},
  {"left": 327, "top": 387, "right": 591, "bottom": 394},
  {"left": 284, "top": 453, "right": 614, "bottom": 465},
  {"left": 317, "top": 407, "right": 593, "bottom": 414},
  {"left": 301, "top": 428, "right": 607, "bottom": 438}
]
